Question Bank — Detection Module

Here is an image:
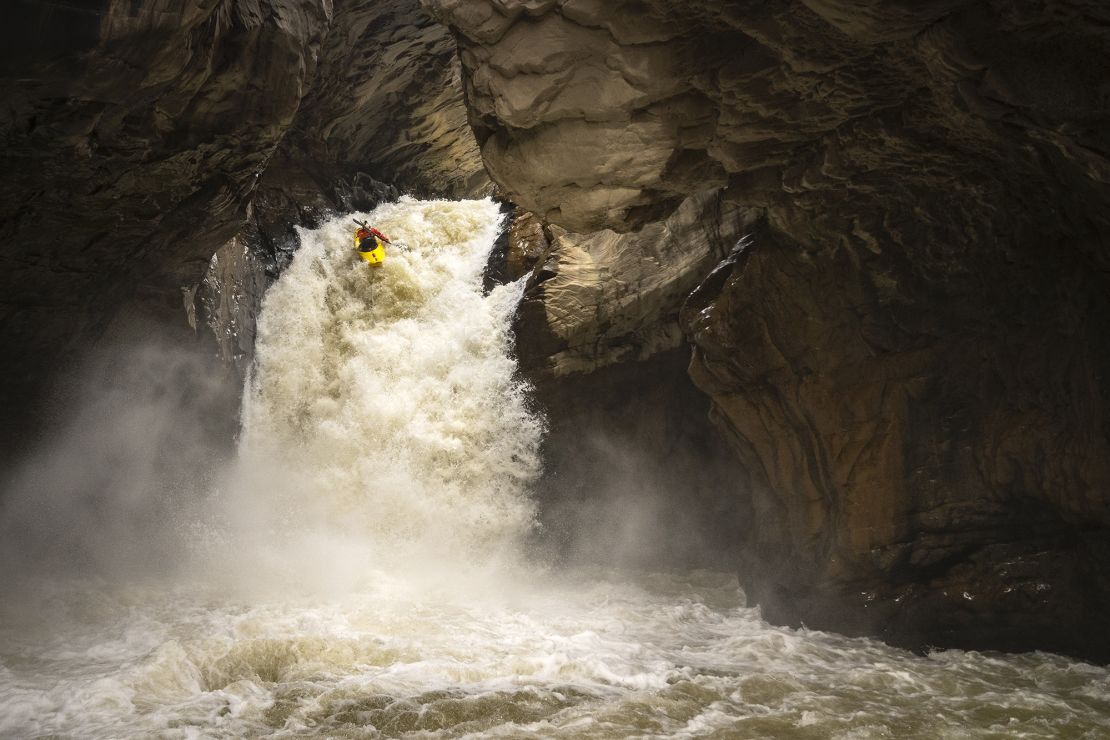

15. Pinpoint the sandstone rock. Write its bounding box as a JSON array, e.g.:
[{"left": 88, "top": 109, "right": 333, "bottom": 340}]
[
  {"left": 482, "top": 205, "right": 549, "bottom": 290},
  {"left": 505, "top": 210, "right": 550, "bottom": 282},
  {"left": 502, "top": 190, "right": 756, "bottom": 576},
  {"left": 680, "top": 218, "right": 1110, "bottom": 660},
  {"left": 425, "top": 0, "right": 732, "bottom": 230},
  {"left": 431, "top": 0, "right": 1110, "bottom": 659},
  {"left": 278, "top": 0, "right": 489, "bottom": 196},
  {"left": 509, "top": 192, "right": 757, "bottom": 576},
  {"left": 514, "top": 190, "right": 754, "bottom": 377}
]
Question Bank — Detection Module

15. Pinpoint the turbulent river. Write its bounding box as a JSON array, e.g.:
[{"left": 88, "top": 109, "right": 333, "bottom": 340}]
[{"left": 1, "top": 198, "right": 1109, "bottom": 738}]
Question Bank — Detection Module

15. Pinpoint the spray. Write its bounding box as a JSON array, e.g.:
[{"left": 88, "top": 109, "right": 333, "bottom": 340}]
[{"left": 205, "top": 196, "right": 545, "bottom": 590}]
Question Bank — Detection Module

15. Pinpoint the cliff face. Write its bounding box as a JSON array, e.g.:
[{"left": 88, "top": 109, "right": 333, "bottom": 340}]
[
  {"left": 0, "top": 0, "right": 484, "bottom": 451},
  {"left": 5, "top": 0, "right": 1110, "bottom": 660},
  {"left": 0, "top": 0, "right": 328, "bottom": 448},
  {"left": 514, "top": 191, "right": 755, "bottom": 377},
  {"left": 278, "top": 0, "right": 487, "bottom": 197},
  {"left": 503, "top": 194, "right": 756, "bottom": 572},
  {"left": 429, "top": 0, "right": 1110, "bottom": 658}
]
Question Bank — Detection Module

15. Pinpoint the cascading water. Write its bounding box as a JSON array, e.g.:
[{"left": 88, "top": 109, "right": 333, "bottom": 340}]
[
  {"left": 215, "top": 196, "right": 544, "bottom": 586},
  {"left": 1, "top": 198, "right": 1109, "bottom": 738}
]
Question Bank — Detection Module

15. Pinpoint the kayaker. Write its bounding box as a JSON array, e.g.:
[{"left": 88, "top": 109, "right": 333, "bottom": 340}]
[{"left": 356, "top": 223, "right": 391, "bottom": 252}]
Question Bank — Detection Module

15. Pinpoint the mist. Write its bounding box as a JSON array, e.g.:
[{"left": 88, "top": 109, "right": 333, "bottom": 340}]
[
  {"left": 528, "top": 349, "right": 747, "bottom": 573},
  {"left": 0, "top": 338, "right": 239, "bottom": 588},
  {"left": 1, "top": 197, "right": 546, "bottom": 606},
  {"left": 0, "top": 249, "right": 743, "bottom": 605}
]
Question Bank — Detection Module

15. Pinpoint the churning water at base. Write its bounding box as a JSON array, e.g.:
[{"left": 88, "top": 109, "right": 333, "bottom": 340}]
[
  {"left": 1, "top": 198, "right": 1109, "bottom": 738},
  {"left": 3, "top": 571, "right": 1110, "bottom": 738}
]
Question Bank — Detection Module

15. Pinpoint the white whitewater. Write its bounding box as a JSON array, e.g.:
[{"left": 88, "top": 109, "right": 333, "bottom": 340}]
[
  {"left": 218, "top": 196, "right": 542, "bottom": 588},
  {"left": 1, "top": 198, "right": 1109, "bottom": 738}
]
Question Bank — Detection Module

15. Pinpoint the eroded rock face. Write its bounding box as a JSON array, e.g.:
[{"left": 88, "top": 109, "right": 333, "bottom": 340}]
[
  {"left": 267, "top": 0, "right": 490, "bottom": 200},
  {"left": 504, "top": 210, "right": 550, "bottom": 282},
  {"left": 429, "top": 0, "right": 1110, "bottom": 232},
  {"left": 681, "top": 221, "right": 1110, "bottom": 659},
  {"left": 500, "top": 191, "right": 755, "bottom": 576},
  {"left": 514, "top": 190, "right": 754, "bottom": 376},
  {"left": 0, "top": 0, "right": 330, "bottom": 450},
  {"left": 0, "top": 0, "right": 483, "bottom": 453},
  {"left": 430, "top": 0, "right": 1110, "bottom": 658},
  {"left": 425, "top": 0, "right": 733, "bottom": 231}
]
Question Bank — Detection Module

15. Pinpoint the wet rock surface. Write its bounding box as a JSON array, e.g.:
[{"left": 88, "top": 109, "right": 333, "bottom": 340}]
[
  {"left": 681, "top": 220, "right": 1110, "bottom": 660},
  {"left": 507, "top": 192, "right": 755, "bottom": 575},
  {"left": 504, "top": 210, "right": 550, "bottom": 283},
  {"left": 430, "top": 0, "right": 1110, "bottom": 659}
]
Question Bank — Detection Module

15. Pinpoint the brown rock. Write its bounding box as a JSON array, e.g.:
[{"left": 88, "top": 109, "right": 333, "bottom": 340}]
[
  {"left": 680, "top": 219, "right": 1110, "bottom": 660},
  {"left": 505, "top": 210, "right": 549, "bottom": 282},
  {"left": 0, "top": 0, "right": 332, "bottom": 454},
  {"left": 514, "top": 190, "right": 755, "bottom": 376},
  {"left": 430, "top": 0, "right": 1110, "bottom": 659},
  {"left": 0, "top": 0, "right": 484, "bottom": 455}
]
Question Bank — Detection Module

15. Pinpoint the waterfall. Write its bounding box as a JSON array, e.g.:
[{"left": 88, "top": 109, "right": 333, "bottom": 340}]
[
  {"left": 1, "top": 198, "right": 1105, "bottom": 740},
  {"left": 221, "top": 196, "right": 543, "bottom": 580}
]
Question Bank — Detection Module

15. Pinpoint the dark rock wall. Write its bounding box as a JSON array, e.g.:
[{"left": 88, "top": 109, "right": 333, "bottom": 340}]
[
  {"left": 681, "top": 220, "right": 1110, "bottom": 658},
  {"left": 495, "top": 194, "right": 755, "bottom": 573},
  {"left": 0, "top": 0, "right": 330, "bottom": 450},
  {"left": 428, "top": 0, "right": 1110, "bottom": 659},
  {"left": 280, "top": 0, "right": 489, "bottom": 197},
  {"left": 0, "top": 0, "right": 484, "bottom": 454}
]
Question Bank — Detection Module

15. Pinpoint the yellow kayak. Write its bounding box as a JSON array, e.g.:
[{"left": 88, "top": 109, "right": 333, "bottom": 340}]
[{"left": 354, "top": 232, "right": 385, "bottom": 266}]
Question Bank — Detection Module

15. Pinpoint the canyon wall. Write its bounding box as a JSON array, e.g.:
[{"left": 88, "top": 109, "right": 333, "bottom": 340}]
[
  {"left": 430, "top": 0, "right": 1110, "bottom": 659},
  {"left": 0, "top": 0, "right": 484, "bottom": 453},
  {"left": 502, "top": 193, "right": 756, "bottom": 570},
  {"left": 4, "top": 0, "right": 1110, "bottom": 660},
  {"left": 0, "top": 0, "right": 327, "bottom": 451}
]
